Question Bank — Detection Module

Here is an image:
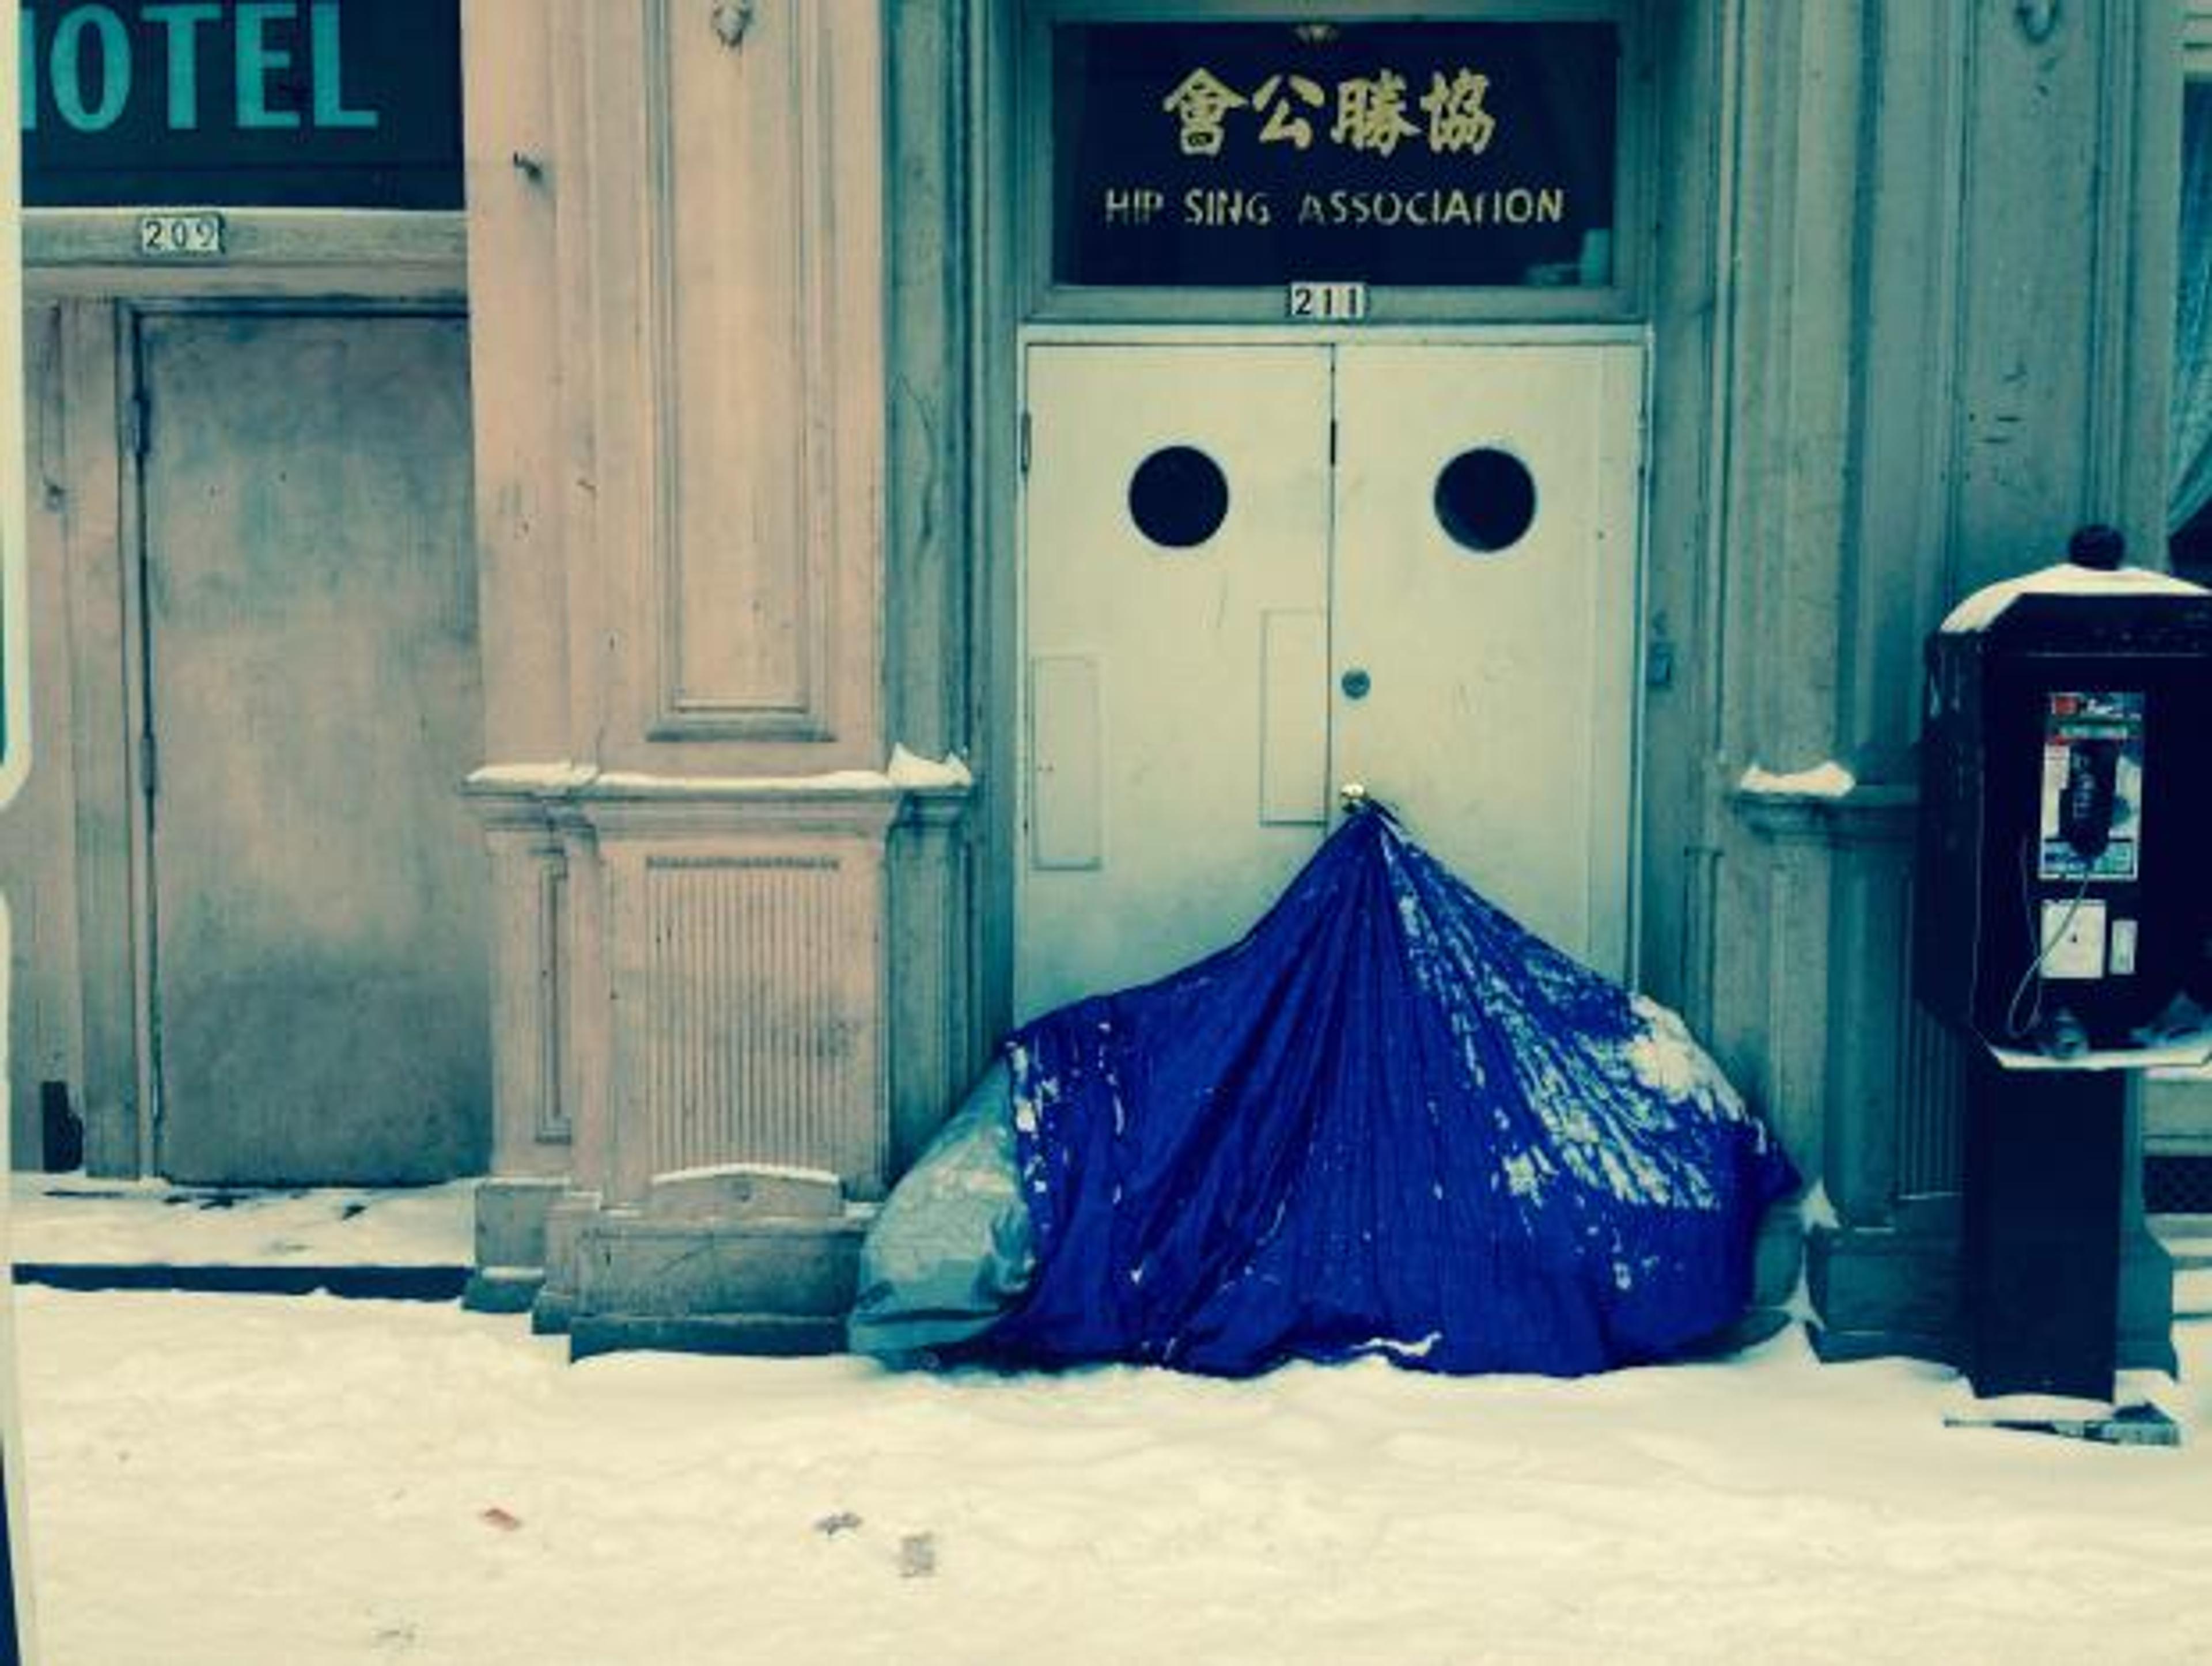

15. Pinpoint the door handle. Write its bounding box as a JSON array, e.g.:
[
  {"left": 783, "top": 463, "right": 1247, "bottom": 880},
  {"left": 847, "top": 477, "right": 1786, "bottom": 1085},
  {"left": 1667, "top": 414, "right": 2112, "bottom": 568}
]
[{"left": 1340, "top": 667, "right": 1372, "bottom": 700}]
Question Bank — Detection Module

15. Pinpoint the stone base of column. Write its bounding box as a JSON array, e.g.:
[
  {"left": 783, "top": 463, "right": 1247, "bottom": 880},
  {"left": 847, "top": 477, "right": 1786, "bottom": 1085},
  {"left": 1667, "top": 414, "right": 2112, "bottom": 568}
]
[
  {"left": 528, "top": 1165, "right": 869, "bottom": 1360},
  {"left": 461, "top": 1175, "right": 571, "bottom": 1314},
  {"left": 459, "top": 764, "right": 973, "bottom": 1356},
  {"left": 530, "top": 1188, "right": 605, "bottom": 1336}
]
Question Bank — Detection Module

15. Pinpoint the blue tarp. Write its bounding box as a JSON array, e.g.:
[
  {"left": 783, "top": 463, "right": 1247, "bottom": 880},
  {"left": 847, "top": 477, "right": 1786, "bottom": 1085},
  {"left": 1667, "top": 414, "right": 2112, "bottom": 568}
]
[{"left": 851, "top": 807, "right": 1798, "bottom": 1376}]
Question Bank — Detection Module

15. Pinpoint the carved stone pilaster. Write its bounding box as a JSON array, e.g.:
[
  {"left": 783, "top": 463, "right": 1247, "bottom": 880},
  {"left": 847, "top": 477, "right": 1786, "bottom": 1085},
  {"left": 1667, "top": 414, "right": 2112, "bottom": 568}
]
[{"left": 460, "top": 766, "right": 969, "bottom": 1347}]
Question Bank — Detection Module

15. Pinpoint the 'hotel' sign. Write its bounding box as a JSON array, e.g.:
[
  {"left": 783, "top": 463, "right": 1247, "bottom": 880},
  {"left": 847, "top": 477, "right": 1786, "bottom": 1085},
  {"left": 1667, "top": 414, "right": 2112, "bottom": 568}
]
[{"left": 21, "top": 0, "right": 461, "bottom": 209}]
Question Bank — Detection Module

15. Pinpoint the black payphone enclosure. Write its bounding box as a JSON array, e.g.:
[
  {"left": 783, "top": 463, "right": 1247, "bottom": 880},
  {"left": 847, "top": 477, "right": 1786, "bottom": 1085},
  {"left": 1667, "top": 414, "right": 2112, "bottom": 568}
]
[
  {"left": 1914, "top": 581, "right": 2212, "bottom": 1055},
  {"left": 1914, "top": 552, "right": 2212, "bottom": 1399}
]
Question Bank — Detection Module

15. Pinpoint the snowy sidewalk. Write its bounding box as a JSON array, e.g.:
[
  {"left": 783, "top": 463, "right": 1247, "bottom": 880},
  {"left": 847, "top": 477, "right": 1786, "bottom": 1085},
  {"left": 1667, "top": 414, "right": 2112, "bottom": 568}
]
[
  {"left": 9, "top": 1287, "right": 2212, "bottom": 1666},
  {"left": 7, "top": 1173, "right": 475, "bottom": 1299},
  {"left": 6, "top": 1178, "right": 2212, "bottom": 1661}
]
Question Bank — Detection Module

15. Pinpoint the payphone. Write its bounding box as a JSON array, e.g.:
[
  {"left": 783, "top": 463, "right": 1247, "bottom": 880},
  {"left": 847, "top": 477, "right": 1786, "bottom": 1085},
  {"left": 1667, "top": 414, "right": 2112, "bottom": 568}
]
[
  {"left": 1914, "top": 525, "right": 2212, "bottom": 1400},
  {"left": 1916, "top": 525, "right": 2212, "bottom": 1058}
]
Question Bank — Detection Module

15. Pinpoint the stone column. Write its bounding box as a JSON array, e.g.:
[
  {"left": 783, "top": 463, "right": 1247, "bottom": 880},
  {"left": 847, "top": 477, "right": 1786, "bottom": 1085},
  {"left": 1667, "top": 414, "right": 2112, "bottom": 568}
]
[
  {"left": 457, "top": 0, "right": 971, "bottom": 1349},
  {"left": 1692, "top": 0, "right": 2182, "bottom": 1366}
]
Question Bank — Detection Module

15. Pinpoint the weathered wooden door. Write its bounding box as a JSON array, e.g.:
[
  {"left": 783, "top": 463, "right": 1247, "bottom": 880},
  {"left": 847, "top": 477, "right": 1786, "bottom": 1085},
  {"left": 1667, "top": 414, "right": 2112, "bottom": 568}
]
[
  {"left": 140, "top": 311, "right": 488, "bottom": 1183},
  {"left": 1331, "top": 340, "right": 1643, "bottom": 972},
  {"left": 1018, "top": 336, "right": 1644, "bottom": 1014},
  {"left": 1018, "top": 344, "right": 1334, "bottom": 1019}
]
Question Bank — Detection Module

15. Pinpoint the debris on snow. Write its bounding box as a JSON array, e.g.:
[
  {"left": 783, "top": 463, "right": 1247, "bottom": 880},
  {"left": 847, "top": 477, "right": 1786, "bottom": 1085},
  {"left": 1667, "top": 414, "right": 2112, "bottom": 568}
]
[{"left": 897, "top": 1533, "right": 938, "bottom": 1579}]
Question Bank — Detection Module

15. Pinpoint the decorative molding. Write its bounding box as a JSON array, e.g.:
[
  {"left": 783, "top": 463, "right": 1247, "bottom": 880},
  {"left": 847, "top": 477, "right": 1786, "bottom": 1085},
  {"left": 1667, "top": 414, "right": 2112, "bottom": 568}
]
[
  {"left": 467, "top": 763, "right": 944, "bottom": 1203},
  {"left": 534, "top": 853, "right": 572, "bottom": 1144},
  {"left": 2189, "top": 2, "right": 2212, "bottom": 75},
  {"left": 480, "top": 828, "right": 573, "bottom": 1163},
  {"left": 464, "top": 762, "right": 964, "bottom": 840},
  {"left": 22, "top": 210, "right": 467, "bottom": 300},
  {"left": 637, "top": 853, "right": 879, "bottom": 1186},
  {"left": 886, "top": 795, "right": 979, "bottom": 1179},
  {"left": 24, "top": 207, "right": 467, "bottom": 268},
  {"left": 1850, "top": 0, "right": 1965, "bottom": 774},
  {"left": 1896, "top": 994, "right": 1965, "bottom": 1198},
  {"left": 621, "top": 0, "right": 881, "bottom": 748}
]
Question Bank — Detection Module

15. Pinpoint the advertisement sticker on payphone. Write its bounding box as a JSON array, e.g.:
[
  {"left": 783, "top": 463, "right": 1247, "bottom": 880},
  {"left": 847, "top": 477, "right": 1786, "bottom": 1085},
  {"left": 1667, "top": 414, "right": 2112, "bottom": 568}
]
[
  {"left": 2039, "top": 691, "right": 2142, "bottom": 883},
  {"left": 2026, "top": 691, "right": 2143, "bottom": 990}
]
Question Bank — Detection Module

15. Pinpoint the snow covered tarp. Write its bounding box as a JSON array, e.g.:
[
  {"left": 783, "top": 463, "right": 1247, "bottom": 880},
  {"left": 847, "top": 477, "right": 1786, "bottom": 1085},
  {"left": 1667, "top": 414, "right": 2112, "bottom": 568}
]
[{"left": 851, "top": 806, "right": 1798, "bottom": 1376}]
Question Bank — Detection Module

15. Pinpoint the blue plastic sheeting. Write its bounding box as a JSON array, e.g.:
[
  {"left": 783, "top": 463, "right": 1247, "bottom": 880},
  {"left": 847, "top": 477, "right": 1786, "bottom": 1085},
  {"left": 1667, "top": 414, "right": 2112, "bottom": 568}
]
[
  {"left": 846, "top": 1061, "right": 1035, "bottom": 1360},
  {"left": 852, "top": 808, "right": 1798, "bottom": 1377}
]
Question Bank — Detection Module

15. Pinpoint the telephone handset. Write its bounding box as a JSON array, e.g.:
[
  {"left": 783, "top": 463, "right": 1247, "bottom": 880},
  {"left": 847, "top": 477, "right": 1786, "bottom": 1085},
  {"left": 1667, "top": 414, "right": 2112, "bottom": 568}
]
[{"left": 2059, "top": 737, "right": 2120, "bottom": 859}]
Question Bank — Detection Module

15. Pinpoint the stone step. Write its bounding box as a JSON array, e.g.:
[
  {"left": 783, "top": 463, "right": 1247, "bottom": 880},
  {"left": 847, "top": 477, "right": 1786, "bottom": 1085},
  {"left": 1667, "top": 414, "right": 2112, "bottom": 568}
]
[{"left": 2150, "top": 1214, "right": 2212, "bottom": 1270}]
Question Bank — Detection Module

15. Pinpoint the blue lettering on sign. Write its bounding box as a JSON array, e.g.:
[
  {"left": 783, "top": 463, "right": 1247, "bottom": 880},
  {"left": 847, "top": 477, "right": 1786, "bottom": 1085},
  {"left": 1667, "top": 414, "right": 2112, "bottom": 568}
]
[
  {"left": 310, "top": 3, "right": 374, "bottom": 128},
  {"left": 19, "top": 1, "right": 383, "bottom": 133},
  {"left": 143, "top": 3, "right": 221, "bottom": 131},
  {"left": 236, "top": 2, "right": 297, "bottom": 130},
  {"left": 52, "top": 6, "right": 133, "bottom": 132}
]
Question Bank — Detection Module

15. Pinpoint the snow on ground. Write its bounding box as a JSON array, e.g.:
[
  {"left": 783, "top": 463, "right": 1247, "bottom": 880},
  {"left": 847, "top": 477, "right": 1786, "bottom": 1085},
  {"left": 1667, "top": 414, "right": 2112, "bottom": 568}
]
[
  {"left": 9, "top": 1283, "right": 2212, "bottom": 1666},
  {"left": 9, "top": 1175, "right": 474, "bottom": 1268}
]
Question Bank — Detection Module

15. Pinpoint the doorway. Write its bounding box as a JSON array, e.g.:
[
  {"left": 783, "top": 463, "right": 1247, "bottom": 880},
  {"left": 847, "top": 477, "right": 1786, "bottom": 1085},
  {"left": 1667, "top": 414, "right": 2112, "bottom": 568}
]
[
  {"left": 135, "top": 309, "right": 488, "bottom": 1183},
  {"left": 1017, "top": 334, "right": 1643, "bottom": 1018}
]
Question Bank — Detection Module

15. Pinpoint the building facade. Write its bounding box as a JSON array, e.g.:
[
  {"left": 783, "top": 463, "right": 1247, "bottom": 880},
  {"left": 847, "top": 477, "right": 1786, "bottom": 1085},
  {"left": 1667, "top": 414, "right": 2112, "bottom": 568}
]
[{"left": 8, "top": 0, "right": 2202, "bottom": 1364}]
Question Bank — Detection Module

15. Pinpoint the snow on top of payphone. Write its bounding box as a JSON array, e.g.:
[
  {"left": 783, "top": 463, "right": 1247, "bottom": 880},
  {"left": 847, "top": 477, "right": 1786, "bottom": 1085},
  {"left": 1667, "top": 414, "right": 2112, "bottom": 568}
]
[{"left": 1938, "top": 561, "right": 2209, "bottom": 634}]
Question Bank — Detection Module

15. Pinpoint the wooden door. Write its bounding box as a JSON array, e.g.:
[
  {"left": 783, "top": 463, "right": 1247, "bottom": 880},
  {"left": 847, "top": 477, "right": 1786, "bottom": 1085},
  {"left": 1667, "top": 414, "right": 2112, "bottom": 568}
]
[
  {"left": 1019, "top": 343, "right": 1334, "bottom": 1017},
  {"left": 1332, "top": 340, "right": 1643, "bottom": 973},
  {"left": 140, "top": 311, "right": 487, "bottom": 1183}
]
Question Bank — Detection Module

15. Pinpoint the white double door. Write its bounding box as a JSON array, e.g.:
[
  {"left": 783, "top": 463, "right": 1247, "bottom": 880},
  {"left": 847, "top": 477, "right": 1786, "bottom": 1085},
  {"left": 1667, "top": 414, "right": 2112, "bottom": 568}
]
[{"left": 1018, "top": 337, "right": 1644, "bottom": 1020}]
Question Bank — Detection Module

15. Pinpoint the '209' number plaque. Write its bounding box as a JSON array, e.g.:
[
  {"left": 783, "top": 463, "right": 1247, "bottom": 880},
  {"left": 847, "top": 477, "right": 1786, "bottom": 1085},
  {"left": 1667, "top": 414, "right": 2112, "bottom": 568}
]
[{"left": 138, "top": 213, "right": 226, "bottom": 259}]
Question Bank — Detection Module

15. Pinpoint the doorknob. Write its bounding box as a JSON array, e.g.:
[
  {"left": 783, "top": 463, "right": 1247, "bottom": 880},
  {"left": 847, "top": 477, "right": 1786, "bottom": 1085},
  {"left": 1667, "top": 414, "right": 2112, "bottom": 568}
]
[{"left": 1340, "top": 667, "right": 1372, "bottom": 699}]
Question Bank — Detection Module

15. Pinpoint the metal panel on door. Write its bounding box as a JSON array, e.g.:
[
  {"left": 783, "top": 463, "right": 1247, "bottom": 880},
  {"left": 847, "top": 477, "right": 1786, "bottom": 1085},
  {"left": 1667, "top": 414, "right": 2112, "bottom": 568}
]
[
  {"left": 1020, "top": 345, "right": 1332, "bottom": 1018},
  {"left": 142, "top": 313, "right": 488, "bottom": 1183},
  {"left": 1332, "top": 342, "right": 1643, "bottom": 973}
]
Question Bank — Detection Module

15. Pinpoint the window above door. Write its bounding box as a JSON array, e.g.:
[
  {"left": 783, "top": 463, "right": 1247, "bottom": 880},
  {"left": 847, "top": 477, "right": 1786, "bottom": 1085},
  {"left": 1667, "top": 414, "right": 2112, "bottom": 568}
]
[{"left": 1021, "top": 0, "right": 1651, "bottom": 324}]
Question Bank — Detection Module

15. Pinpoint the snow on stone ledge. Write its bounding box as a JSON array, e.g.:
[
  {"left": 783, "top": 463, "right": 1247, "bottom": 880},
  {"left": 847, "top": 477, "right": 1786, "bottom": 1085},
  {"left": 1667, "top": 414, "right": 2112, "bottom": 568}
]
[
  {"left": 1736, "top": 760, "right": 1857, "bottom": 799},
  {"left": 468, "top": 746, "right": 972, "bottom": 797},
  {"left": 465, "top": 759, "right": 599, "bottom": 792},
  {"left": 650, "top": 1161, "right": 845, "bottom": 1188},
  {"left": 1939, "top": 561, "right": 2209, "bottom": 634},
  {"left": 886, "top": 744, "right": 974, "bottom": 789}
]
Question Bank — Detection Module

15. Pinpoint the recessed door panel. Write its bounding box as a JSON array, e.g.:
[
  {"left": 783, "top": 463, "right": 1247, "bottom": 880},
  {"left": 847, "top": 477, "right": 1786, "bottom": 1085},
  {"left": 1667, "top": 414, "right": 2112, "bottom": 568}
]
[
  {"left": 1334, "top": 343, "right": 1641, "bottom": 972},
  {"left": 1020, "top": 345, "right": 1332, "bottom": 1018},
  {"left": 142, "top": 312, "right": 488, "bottom": 1183}
]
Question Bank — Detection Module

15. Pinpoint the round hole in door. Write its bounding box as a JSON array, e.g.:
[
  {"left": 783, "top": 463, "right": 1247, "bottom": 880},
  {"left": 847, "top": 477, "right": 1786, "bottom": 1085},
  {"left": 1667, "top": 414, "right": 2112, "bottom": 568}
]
[
  {"left": 1434, "top": 446, "right": 1537, "bottom": 554},
  {"left": 1128, "top": 445, "right": 1230, "bottom": 550}
]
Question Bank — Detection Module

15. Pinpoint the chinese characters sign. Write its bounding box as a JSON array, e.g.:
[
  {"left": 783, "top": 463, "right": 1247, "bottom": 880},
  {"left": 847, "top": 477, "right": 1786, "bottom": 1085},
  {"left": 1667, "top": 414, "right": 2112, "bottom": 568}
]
[
  {"left": 21, "top": 1, "right": 461, "bottom": 209},
  {"left": 1054, "top": 21, "right": 1618, "bottom": 288}
]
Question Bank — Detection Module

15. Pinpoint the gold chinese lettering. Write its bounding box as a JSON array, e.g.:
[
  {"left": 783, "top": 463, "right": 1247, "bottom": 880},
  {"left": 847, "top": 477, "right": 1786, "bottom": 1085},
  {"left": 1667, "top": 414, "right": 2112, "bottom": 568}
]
[
  {"left": 1161, "top": 68, "right": 1247, "bottom": 158},
  {"left": 1330, "top": 70, "right": 1421, "bottom": 157},
  {"left": 1421, "top": 69, "right": 1498, "bottom": 156},
  {"left": 1252, "top": 73, "right": 1325, "bottom": 150}
]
